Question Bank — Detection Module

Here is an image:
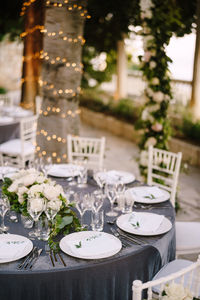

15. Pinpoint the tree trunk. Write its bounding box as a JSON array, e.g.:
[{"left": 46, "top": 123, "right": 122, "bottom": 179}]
[
  {"left": 114, "top": 39, "right": 127, "bottom": 100},
  {"left": 36, "top": 1, "right": 86, "bottom": 163},
  {"left": 190, "top": 0, "right": 200, "bottom": 119},
  {"left": 21, "top": 0, "right": 44, "bottom": 111}
]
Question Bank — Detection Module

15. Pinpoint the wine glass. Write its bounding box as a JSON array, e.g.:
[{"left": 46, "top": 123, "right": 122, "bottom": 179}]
[
  {"left": 40, "top": 157, "right": 53, "bottom": 177},
  {"left": 45, "top": 201, "right": 60, "bottom": 222},
  {"left": 27, "top": 197, "right": 45, "bottom": 238},
  {"left": 91, "top": 190, "right": 104, "bottom": 213},
  {"left": 93, "top": 169, "right": 106, "bottom": 191},
  {"left": 115, "top": 181, "right": 125, "bottom": 211},
  {"left": 105, "top": 183, "right": 118, "bottom": 217},
  {"left": 75, "top": 193, "right": 88, "bottom": 228},
  {"left": 68, "top": 166, "right": 77, "bottom": 186},
  {"left": 0, "top": 196, "right": 10, "bottom": 232}
]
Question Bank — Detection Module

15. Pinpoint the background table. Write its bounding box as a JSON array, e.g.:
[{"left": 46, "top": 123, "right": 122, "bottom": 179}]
[
  {"left": 0, "top": 121, "right": 19, "bottom": 144},
  {"left": 0, "top": 176, "right": 176, "bottom": 300}
]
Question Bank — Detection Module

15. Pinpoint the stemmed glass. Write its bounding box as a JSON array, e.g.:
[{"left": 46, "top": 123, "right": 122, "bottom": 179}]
[
  {"left": 115, "top": 181, "right": 125, "bottom": 211},
  {"left": 75, "top": 193, "right": 88, "bottom": 228},
  {"left": 93, "top": 170, "right": 106, "bottom": 192},
  {"left": 91, "top": 190, "right": 104, "bottom": 213},
  {"left": 27, "top": 197, "right": 45, "bottom": 238},
  {"left": 0, "top": 196, "right": 10, "bottom": 232},
  {"left": 40, "top": 157, "right": 53, "bottom": 177},
  {"left": 105, "top": 183, "right": 118, "bottom": 217},
  {"left": 45, "top": 201, "right": 60, "bottom": 223},
  {"left": 68, "top": 167, "right": 77, "bottom": 186}
]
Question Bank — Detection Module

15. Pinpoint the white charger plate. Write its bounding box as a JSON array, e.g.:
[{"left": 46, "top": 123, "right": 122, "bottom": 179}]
[
  {"left": 0, "top": 166, "right": 18, "bottom": 180},
  {"left": 60, "top": 231, "right": 122, "bottom": 259},
  {"left": 0, "top": 234, "right": 33, "bottom": 263},
  {"left": 129, "top": 186, "right": 170, "bottom": 204},
  {"left": 48, "top": 163, "right": 83, "bottom": 177},
  {"left": 116, "top": 213, "right": 172, "bottom": 236},
  {"left": 95, "top": 170, "right": 135, "bottom": 185}
]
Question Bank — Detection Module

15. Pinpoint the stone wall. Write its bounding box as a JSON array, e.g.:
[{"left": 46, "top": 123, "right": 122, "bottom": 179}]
[
  {"left": 80, "top": 107, "right": 200, "bottom": 167},
  {"left": 0, "top": 37, "right": 23, "bottom": 91}
]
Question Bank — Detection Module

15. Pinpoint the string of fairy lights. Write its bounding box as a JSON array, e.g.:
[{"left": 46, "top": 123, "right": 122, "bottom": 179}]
[{"left": 21, "top": 0, "right": 88, "bottom": 162}]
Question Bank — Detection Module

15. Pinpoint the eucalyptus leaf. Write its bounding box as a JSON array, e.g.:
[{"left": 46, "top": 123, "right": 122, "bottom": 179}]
[{"left": 58, "top": 216, "right": 73, "bottom": 229}]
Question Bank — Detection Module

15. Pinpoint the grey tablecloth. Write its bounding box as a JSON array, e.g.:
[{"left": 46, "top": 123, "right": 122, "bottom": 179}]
[
  {"left": 0, "top": 122, "right": 20, "bottom": 144},
  {"left": 0, "top": 177, "right": 176, "bottom": 300}
]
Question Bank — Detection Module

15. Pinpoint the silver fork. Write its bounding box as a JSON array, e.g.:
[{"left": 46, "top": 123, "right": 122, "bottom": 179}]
[{"left": 110, "top": 227, "right": 128, "bottom": 248}]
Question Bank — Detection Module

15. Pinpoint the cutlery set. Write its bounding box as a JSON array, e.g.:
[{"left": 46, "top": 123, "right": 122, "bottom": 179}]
[
  {"left": 17, "top": 247, "right": 43, "bottom": 270},
  {"left": 45, "top": 245, "right": 66, "bottom": 267},
  {"left": 110, "top": 227, "right": 147, "bottom": 247}
]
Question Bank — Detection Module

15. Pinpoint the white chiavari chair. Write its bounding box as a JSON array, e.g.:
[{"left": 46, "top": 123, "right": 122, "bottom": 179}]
[
  {"left": 132, "top": 255, "right": 200, "bottom": 300},
  {"left": 147, "top": 145, "right": 182, "bottom": 207},
  {"left": 0, "top": 115, "right": 38, "bottom": 168},
  {"left": 67, "top": 134, "right": 106, "bottom": 170}
]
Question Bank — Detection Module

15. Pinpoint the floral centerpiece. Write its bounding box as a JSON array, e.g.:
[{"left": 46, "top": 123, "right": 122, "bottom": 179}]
[
  {"left": 2, "top": 168, "right": 81, "bottom": 250},
  {"left": 161, "top": 283, "right": 200, "bottom": 300}
]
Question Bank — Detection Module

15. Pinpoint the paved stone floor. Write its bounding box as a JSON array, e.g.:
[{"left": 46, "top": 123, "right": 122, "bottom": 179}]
[{"left": 81, "top": 122, "right": 200, "bottom": 261}]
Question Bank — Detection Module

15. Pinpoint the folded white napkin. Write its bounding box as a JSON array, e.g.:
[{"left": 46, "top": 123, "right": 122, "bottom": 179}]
[
  {"left": 132, "top": 186, "right": 164, "bottom": 199},
  {"left": 98, "top": 170, "right": 125, "bottom": 184},
  {"left": 0, "top": 240, "right": 29, "bottom": 260},
  {"left": 122, "top": 212, "right": 164, "bottom": 233},
  {"left": 67, "top": 233, "right": 117, "bottom": 257}
]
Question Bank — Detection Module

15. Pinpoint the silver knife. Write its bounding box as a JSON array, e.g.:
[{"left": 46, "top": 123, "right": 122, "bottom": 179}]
[
  {"left": 29, "top": 249, "right": 43, "bottom": 269},
  {"left": 24, "top": 247, "right": 39, "bottom": 269},
  {"left": 17, "top": 246, "right": 37, "bottom": 270}
]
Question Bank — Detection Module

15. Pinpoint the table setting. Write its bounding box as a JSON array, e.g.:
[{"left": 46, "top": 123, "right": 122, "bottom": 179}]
[{"left": 0, "top": 163, "right": 176, "bottom": 300}]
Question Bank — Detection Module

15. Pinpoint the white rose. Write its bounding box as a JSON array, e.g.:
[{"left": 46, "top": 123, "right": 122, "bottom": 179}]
[
  {"left": 153, "top": 91, "right": 164, "bottom": 103},
  {"left": 140, "top": 150, "right": 148, "bottom": 167},
  {"left": 23, "top": 174, "right": 38, "bottom": 186},
  {"left": 8, "top": 179, "right": 21, "bottom": 193},
  {"left": 141, "top": 109, "right": 154, "bottom": 123},
  {"left": 30, "top": 198, "right": 44, "bottom": 213},
  {"left": 148, "top": 104, "right": 160, "bottom": 112},
  {"left": 144, "top": 137, "right": 157, "bottom": 148},
  {"left": 36, "top": 175, "right": 46, "bottom": 184},
  {"left": 149, "top": 61, "right": 156, "bottom": 69},
  {"left": 164, "top": 283, "right": 189, "bottom": 300},
  {"left": 47, "top": 200, "right": 62, "bottom": 211},
  {"left": 28, "top": 184, "right": 44, "bottom": 197},
  {"left": 140, "top": 0, "right": 153, "bottom": 11},
  {"left": 151, "top": 122, "right": 163, "bottom": 132},
  {"left": 43, "top": 185, "right": 62, "bottom": 201},
  {"left": 151, "top": 77, "right": 159, "bottom": 85}
]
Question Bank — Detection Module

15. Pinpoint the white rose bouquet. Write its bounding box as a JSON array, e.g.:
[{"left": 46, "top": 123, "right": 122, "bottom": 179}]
[{"left": 2, "top": 168, "right": 81, "bottom": 250}]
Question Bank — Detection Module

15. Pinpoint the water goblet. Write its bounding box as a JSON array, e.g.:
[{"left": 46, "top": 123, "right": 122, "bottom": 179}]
[
  {"left": 91, "top": 190, "right": 104, "bottom": 213},
  {"left": 45, "top": 201, "right": 60, "bottom": 223},
  {"left": 75, "top": 193, "right": 88, "bottom": 228},
  {"left": 115, "top": 181, "right": 125, "bottom": 211},
  {"left": 105, "top": 183, "right": 118, "bottom": 217},
  {"left": 0, "top": 196, "right": 10, "bottom": 232},
  {"left": 40, "top": 157, "right": 53, "bottom": 177},
  {"left": 122, "top": 189, "right": 135, "bottom": 213},
  {"left": 91, "top": 210, "right": 104, "bottom": 232},
  {"left": 27, "top": 197, "right": 45, "bottom": 238}
]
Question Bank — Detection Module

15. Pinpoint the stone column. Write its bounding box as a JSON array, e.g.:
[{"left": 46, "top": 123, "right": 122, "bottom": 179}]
[{"left": 114, "top": 39, "right": 127, "bottom": 100}]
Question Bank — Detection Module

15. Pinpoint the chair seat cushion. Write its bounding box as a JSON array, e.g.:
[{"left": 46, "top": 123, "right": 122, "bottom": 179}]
[
  {"left": 153, "top": 259, "right": 193, "bottom": 294},
  {"left": 0, "top": 139, "right": 34, "bottom": 156},
  {"left": 176, "top": 221, "right": 200, "bottom": 252}
]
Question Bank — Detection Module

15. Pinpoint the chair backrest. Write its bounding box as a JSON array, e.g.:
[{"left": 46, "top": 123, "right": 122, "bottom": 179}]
[
  {"left": 20, "top": 115, "right": 38, "bottom": 154},
  {"left": 0, "top": 95, "right": 13, "bottom": 106},
  {"left": 35, "top": 96, "right": 42, "bottom": 115},
  {"left": 67, "top": 134, "right": 106, "bottom": 170},
  {"left": 147, "top": 146, "right": 182, "bottom": 207},
  {"left": 132, "top": 256, "right": 200, "bottom": 300}
]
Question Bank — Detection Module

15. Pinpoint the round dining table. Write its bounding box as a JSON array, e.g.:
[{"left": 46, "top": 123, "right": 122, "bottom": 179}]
[{"left": 0, "top": 175, "right": 176, "bottom": 300}]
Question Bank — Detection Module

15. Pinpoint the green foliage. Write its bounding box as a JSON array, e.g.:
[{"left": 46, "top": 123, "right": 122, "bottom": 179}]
[
  {"left": 81, "top": 47, "right": 116, "bottom": 88},
  {"left": 181, "top": 117, "right": 200, "bottom": 145},
  {"left": 0, "top": 0, "right": 23, "bottom": 41},
  {"left": 0, "top": 87, "right": 7, "bottom": 94},
  {"left": 79, "top": 90, "right": 141, "bottom": 124}
]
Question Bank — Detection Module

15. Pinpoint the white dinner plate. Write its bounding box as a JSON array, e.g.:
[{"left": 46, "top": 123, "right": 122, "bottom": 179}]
[
  {"left": 94, "top": 170, "right": 135, "bottom": 185},
  {"left": 0, "top": 116, "right": 14, "bottom": 125},
  {"left": 60, "top": 231, "right": 122, "bottom": 259},
  {"left": 48, "top": 163, "right": 83, "bottom": 177},
  {"left": 116, "top": 213, "right": 172, "bottom": 236},
  {"left": 0, "top": 166, "right": 18, "bottom": 180},
  {"left": 0, "top": 234, "right": 33, "bottom": 263},
  {"left": 129, "top": 186, "right": 170, "bottom": 204}
]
